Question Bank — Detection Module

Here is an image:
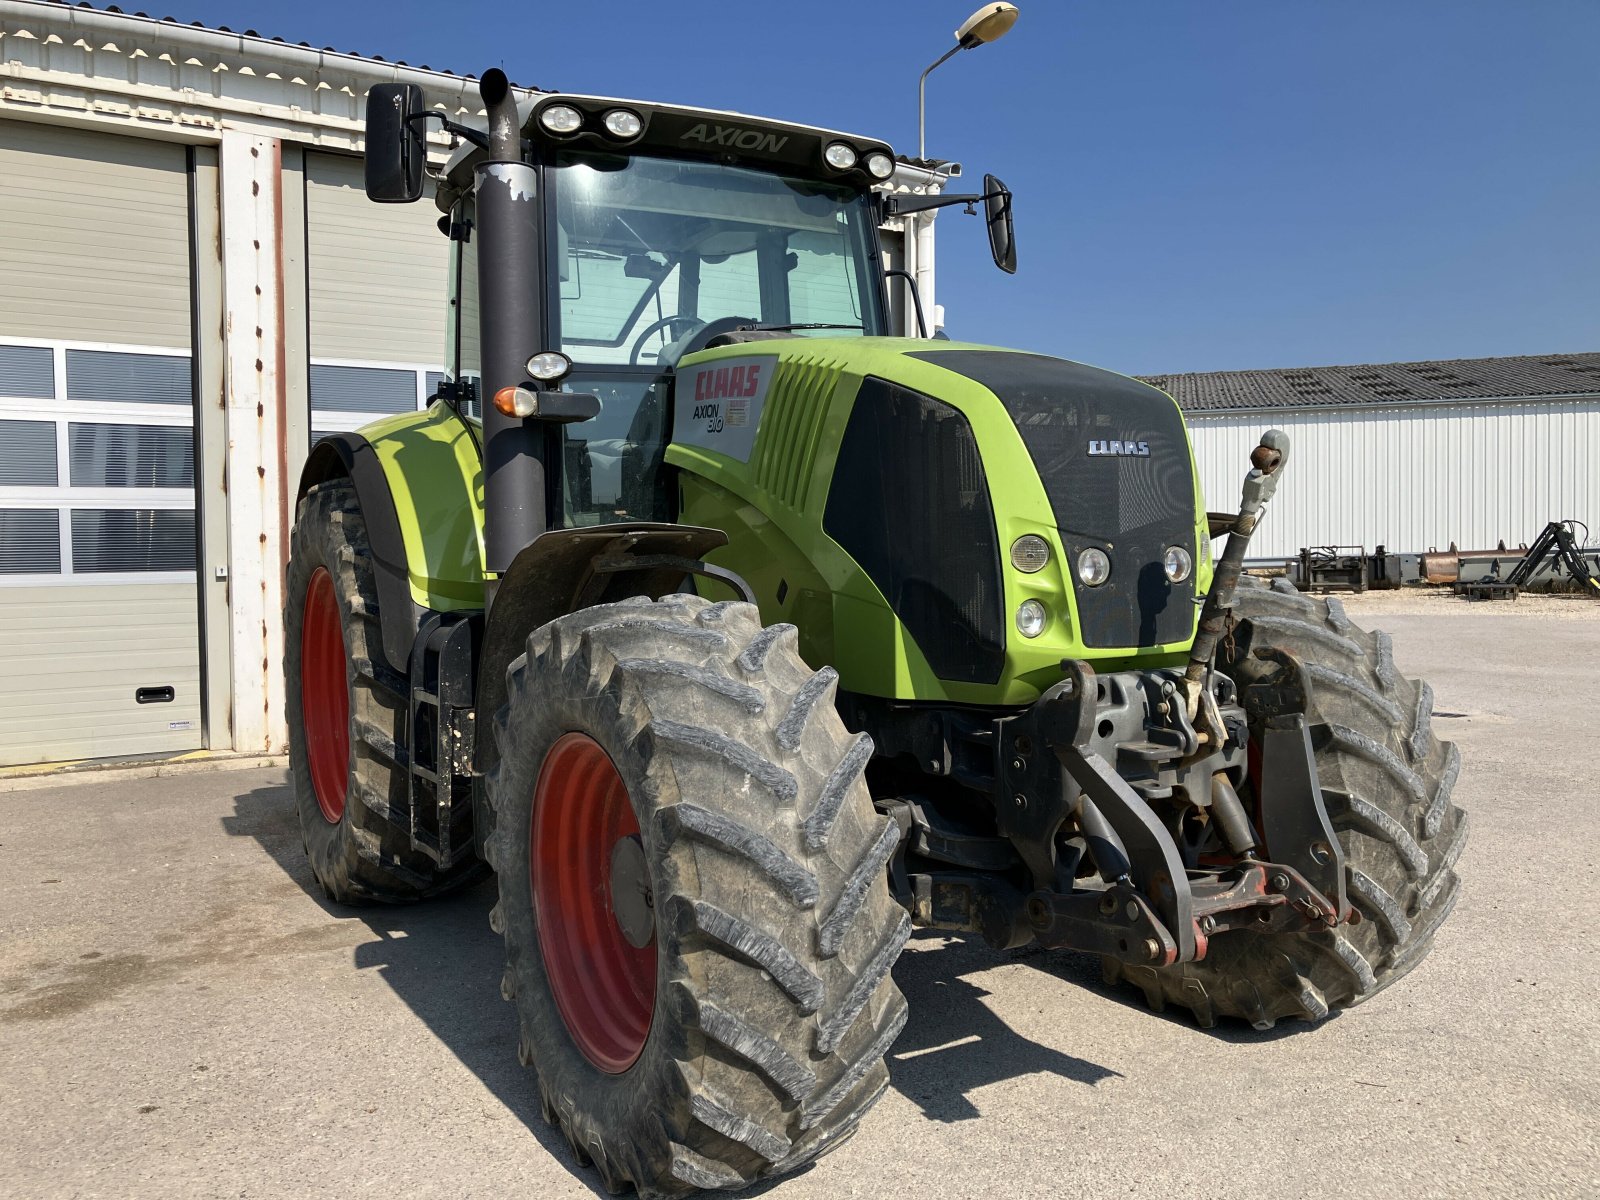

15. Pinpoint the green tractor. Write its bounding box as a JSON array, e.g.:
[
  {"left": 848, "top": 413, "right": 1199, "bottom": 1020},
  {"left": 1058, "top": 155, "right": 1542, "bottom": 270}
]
[{"left": 286, "top": 69, "right": 1467, "bottom": 1196}]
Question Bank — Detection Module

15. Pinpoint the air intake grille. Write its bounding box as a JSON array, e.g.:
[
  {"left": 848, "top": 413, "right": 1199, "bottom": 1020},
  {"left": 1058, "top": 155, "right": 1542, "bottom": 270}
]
[{"left": 753, "top": 355, "right": 842, "bottom": 510}]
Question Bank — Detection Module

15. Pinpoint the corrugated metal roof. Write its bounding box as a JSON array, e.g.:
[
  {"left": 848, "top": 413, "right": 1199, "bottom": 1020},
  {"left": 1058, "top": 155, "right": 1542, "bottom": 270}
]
[
  {"left": 28, "top": 0, "right": 526, "bottom": 84},
  {"left": 1139, "top": 352, "right": 1600, "bottom": 413}
]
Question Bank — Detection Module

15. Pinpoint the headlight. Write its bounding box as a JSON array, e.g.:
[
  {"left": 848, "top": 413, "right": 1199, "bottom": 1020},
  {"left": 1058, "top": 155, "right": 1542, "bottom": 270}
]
[
  {"left": 1163, "top": 545, "right": 1193, "bottom": 583},
  {"left": 1076, "top": 548, "right": 1110, "bottom": 587},
  {"left": 1016, "top": 599, "right": 1048, "bottom": 638},
  {"left": 865, "top": 151, "right": 895, "bottom": 180},
  {"left": 1010, "top": 535, "right": 1051, "bottom": 573},
  {"left": 525, "top": 351, "right": 572, "bottom": 382},
  {"left": 824, "top": 142, "right": 858, "bottom": 170},
  {"left": 602, "top": 109, "right": 642, "bottom": 139},
  {"left": 538, "top": 104, "right": 584, "bottom": 135}
]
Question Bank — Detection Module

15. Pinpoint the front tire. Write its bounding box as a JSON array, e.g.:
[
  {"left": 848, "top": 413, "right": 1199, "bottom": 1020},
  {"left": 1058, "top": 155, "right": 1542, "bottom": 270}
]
[
  {"left": 1104, "top": 577, "right": 1468, "bottom": 1028},
  {"left": 486, "top": 595, "right": 908, "bottom": 1196}
]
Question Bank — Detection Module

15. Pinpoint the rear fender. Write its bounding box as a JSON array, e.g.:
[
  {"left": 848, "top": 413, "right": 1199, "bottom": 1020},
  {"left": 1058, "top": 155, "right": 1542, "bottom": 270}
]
[
  {"left": 295, "top": 406, "right": 485, "bottom": 671},
  {"left": 297, "top": 434, "right": 422, "bottom": 671}
]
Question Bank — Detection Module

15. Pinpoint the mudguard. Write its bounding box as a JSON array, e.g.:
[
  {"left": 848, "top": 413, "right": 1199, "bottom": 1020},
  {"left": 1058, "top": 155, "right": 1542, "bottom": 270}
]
[
  {"left": 296, "top": 404, "right": 484, "bottom": 670},
  {"left": 471, "top": 522, "right": 733, "bottom": 774}
]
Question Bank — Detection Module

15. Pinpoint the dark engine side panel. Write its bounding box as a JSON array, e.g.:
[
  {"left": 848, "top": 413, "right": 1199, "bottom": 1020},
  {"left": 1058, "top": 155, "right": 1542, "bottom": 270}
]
[{"left": 823, "top": 376, "right": 1006, "bottom": 684}]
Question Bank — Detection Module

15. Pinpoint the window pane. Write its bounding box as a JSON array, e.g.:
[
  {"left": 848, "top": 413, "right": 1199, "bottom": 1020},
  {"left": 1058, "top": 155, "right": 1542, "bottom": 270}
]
[
  {"left": 559, "top": 251, "right": 661, "bottom": 344},
  {"left": 69, "top": 423, "right": 194, "bottom": 488},
  {"left": 552, "top": 155, "right": 883, "bottom": 367},
  {"left": 0, "top": 508, "right": 60, "bottom": 574},
  {"left": 65, "top": 349, "right": 191, "bottom": 405},
  {"left": 789, "top": 225, "right": 864, "bottom": 327},
  {"left": 70, "top": 508, "right": 194, "bottom": 572},
  {"left": 698, "top": 251, "right": 761, "bottom": 322},
  {"left": 560, "top": 374, "right": 671, "bottom": 526},
  {"left": 0, "top": 419, "right": 58, "bottom": 486},
  {"left": 0, "top": 344, "right": 54, "bottom": 399},
  {"left": 309, "top": 364, "right": 417, "bottom": 415}
]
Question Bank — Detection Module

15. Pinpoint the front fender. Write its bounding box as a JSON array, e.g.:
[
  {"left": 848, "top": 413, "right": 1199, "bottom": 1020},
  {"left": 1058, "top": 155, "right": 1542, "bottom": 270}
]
[{"left": 472, "top": 523, "right": 731, "bottom": 775}]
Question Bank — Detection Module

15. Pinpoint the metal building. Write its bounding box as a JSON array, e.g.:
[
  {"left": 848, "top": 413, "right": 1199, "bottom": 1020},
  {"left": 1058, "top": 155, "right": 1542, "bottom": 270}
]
[
  {"left": 0, "top": 0, "right": 948, "bottom": 767},
  {"left": 1146, "top": 354, "right": 1600, "bottom": 561}
]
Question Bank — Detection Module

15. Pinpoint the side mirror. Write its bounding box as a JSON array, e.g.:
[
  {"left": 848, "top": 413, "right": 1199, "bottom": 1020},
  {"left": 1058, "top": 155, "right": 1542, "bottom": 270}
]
[
  {"left": 364, "top": 83, "right": 427, "bottom": 203},
  {"left": 983, "top": 174, "right": 1016, "bottom": 274}
]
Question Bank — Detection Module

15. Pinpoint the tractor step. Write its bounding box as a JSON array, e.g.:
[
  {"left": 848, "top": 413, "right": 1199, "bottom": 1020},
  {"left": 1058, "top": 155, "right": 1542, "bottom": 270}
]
[{"left": 405, "top": 613, "right": 480, "bottom": 868}]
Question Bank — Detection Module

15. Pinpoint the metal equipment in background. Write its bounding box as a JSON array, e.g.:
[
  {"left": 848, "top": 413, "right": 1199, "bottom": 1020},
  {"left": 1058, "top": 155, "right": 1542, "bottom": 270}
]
[
  {"left": 1456, "top": 520, "right": 1600, "bottom": 601},
  {"left": 1292, "top": 545, "right": 1369, "bottom": 593},
  {"left": 1367, "top": 544, "right": 1422, "bottom": 589}
]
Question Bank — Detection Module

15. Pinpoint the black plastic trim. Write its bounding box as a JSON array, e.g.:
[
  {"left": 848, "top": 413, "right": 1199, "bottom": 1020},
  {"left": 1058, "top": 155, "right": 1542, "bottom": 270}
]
[
  {"left": 824, "top": 377, "right": 1006, "bottom": 685},
  {"left": 297, "top": 433, "right": 421, "bottom": 672}
]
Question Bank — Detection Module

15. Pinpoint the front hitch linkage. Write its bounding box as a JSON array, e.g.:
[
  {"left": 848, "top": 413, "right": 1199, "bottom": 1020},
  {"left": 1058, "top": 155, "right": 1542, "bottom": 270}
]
[{"left": 1020, "top": 430, "right": 1352, "bottom": 967}]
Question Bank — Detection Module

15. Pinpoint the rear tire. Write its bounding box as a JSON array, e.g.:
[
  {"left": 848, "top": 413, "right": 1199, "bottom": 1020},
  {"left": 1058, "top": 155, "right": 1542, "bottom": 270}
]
[
  {"left": 284, "top": 481, "right": 486, "bottom": 904},
  {"left": 486, "top": 594, "right": 908, "bottom": 1197},
  {"left": 1104, "top": 577, "right": 1468, "bottom": 1029}
]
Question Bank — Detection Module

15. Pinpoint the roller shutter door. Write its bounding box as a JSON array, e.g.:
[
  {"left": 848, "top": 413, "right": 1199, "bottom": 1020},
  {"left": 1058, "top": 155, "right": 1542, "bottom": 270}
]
[
  {"left": 0, "top": 121, "right": 201, "bottom": 766},
  {"left": 304, "top": 151, "right": 450, "bottom": 439}
]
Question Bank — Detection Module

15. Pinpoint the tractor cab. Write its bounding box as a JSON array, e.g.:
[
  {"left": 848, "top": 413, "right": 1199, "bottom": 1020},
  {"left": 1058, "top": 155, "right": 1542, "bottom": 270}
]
[{"left": 367, "top": 78, "right": 1012, "bottom": 532}]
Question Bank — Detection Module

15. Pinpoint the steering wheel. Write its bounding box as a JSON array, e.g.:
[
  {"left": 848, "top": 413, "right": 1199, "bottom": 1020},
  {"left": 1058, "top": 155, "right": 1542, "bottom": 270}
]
[{"left": 630, "top": 315, "right": 705, "bottom": 365}]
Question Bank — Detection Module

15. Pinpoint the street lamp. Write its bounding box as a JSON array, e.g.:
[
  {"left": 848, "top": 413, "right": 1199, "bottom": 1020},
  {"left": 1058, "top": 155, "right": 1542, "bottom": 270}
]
[{"left": 918, "top": 2, "right": 1019, "bottom": 159}]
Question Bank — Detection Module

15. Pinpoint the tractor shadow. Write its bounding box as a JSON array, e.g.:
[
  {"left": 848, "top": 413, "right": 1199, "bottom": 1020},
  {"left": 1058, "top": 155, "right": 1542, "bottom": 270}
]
[
  {"left": 886, "top": 933, "right": 1122, "bottom": 1122},
  {"left": 223, "top": 780, "right": 610, "bottom": 1197},
  {"left": 224, "top": 781, "right": 1130, "bottom": 1165},
  {"left": 1007, "top": 942, "right": 1341, "bottom": 1044}
]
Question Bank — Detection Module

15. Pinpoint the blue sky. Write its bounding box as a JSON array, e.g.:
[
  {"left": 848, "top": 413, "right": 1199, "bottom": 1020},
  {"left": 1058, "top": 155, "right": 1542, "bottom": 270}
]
[{"left": 184, "top": 0, "right": 1596, "bottom": 374}]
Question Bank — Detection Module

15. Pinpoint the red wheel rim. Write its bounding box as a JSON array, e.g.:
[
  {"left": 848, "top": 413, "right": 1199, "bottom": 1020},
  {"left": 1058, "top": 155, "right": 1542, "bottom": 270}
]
[
  {"left": 301, "top": 566, "right": 350, "bottom": 824},
  {"left": 532, "top": 733, "right": 657, "bottom": 1074}
]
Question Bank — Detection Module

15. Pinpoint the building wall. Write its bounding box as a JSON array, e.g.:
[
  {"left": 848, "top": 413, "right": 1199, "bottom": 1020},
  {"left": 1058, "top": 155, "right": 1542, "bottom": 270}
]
[
  {"left": 1186, "top": 398, "right": 1600, "bottom": 560},
  {"left": 0, "top": 0, "right": 954, "bottom": 764}
]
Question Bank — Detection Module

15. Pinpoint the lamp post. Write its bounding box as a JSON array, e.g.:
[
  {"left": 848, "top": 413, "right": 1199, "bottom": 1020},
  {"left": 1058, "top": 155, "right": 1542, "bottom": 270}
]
[{"left": 918, "top": 2, "right": 1020, "bottom": 159}]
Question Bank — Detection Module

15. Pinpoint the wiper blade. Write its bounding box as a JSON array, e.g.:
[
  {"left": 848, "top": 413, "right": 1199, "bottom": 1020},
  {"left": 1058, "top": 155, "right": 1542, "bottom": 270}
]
[{"left": 736, "top": 322, "right": 863, "bottom": 332}]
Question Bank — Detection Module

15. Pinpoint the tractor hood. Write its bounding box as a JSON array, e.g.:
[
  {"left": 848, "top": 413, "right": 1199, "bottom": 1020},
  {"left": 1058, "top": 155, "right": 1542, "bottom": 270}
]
[
  {"left": 667, "top": 338, "right": 1208, "bottom": 705},
  {"left": 905, "top": 349, "right": 1200, "bottom": 652}
]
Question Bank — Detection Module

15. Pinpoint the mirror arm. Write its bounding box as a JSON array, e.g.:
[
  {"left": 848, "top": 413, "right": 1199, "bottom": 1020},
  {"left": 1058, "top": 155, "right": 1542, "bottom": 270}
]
[
  {"left": 405, "top": 110, "right": 491, "bottom": 152},
  {"left": 884, "top": 190, "right": 1007, "bottom": 217}
]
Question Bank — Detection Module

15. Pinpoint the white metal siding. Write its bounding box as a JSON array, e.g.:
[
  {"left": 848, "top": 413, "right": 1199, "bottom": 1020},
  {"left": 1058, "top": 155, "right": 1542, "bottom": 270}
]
[
  {"left": 305, "top": 151, "right": 449, "bottom": 365},
  {"left": 1187, "top": 399, "right": 1600, "bottom": 559},
  {"left": 0, "top": 121, "right": 191, "bottom": 349},
  {"left": 0, "top": 584, "right": 202, "bottom": 764}
]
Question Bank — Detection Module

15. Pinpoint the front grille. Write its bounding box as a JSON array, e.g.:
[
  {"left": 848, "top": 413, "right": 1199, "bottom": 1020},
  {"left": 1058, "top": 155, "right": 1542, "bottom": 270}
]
[
  {"left": 910, "top": 350, "right": 1197, "bottom": 650},
  {"left": 824, "top": 377, "right": 1005, "bottom": 685}
]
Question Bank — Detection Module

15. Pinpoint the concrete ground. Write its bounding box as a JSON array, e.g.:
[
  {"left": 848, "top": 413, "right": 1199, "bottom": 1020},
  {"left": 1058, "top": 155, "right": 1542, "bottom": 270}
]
[{"left": 3, "top": 600, "right": 1597, "bottom": 1199}]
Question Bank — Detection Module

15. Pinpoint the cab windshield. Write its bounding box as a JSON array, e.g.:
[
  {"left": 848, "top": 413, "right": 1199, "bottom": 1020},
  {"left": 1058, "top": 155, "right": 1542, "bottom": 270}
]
[{"left": 551, "top": 154, "right": 886, "bottom": 367}]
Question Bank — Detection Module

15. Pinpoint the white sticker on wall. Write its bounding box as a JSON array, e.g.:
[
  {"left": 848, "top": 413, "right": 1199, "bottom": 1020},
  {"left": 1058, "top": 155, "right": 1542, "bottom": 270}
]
[
  {"left": 168, "top": 720, "right": 193, "bottom": 731},
  {"left": 671, "top": 356, "right": 775, "bottom": 464}
]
